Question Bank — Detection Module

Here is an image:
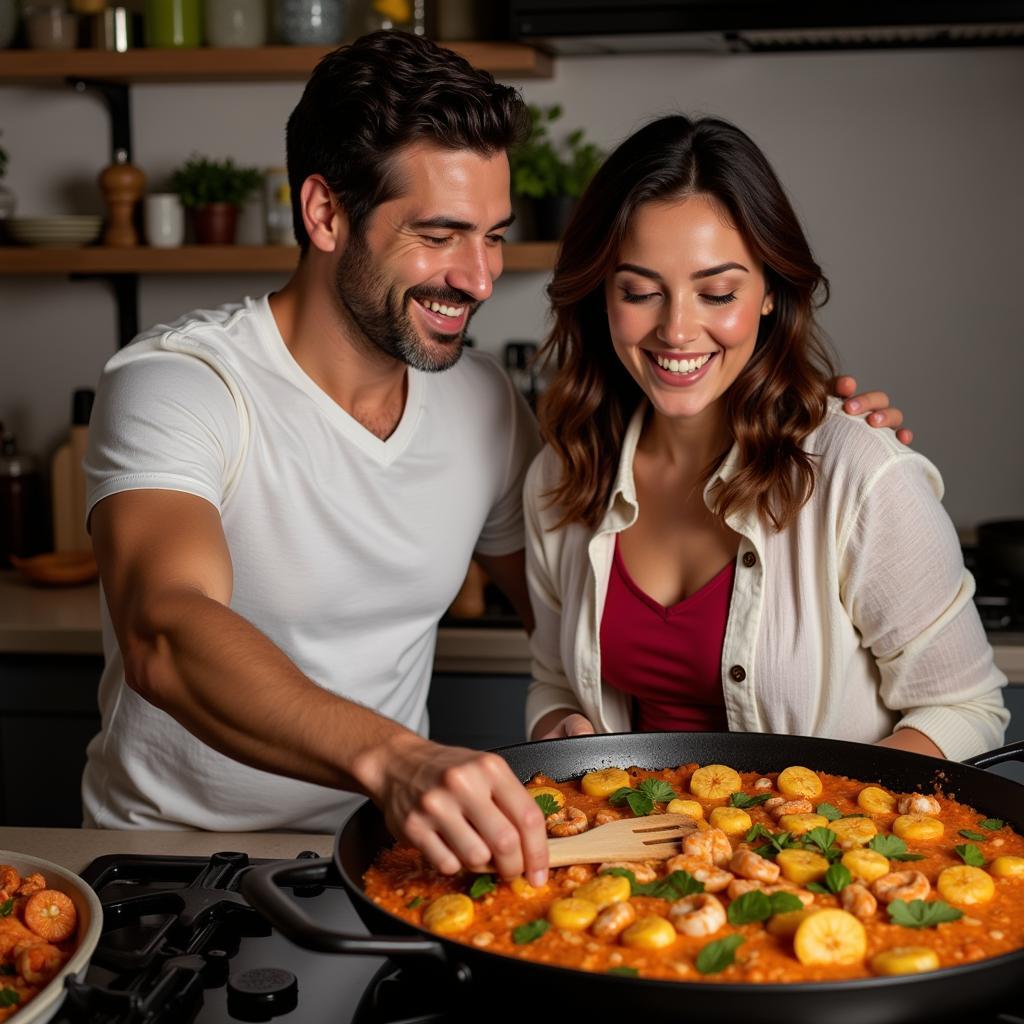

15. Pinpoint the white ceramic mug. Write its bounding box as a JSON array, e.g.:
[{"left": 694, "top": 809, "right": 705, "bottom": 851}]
[{"left": 144, "top": 193, "right": 185, "bottom": 248}]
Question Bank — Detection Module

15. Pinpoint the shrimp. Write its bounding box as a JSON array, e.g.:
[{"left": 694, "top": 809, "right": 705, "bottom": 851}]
[
  {"left": 23, "top": 890, "right": 77, "bottom": 943},
  {"left": 754, "top": 778, "right": 774, "bottom": 791},
  {"left": 897, "top": 794, "right": 941, "bottom": 816},
  {"left": 599, "top": 862, "right": 658, "bottom": 884},
  {"left": 730, "top": 848, "right": 781, "bottom": 883},
  {"left": 840, "top": 883, "right": 878, "bottom": 919},
  {"left": 14, "top": 940, "right": 66, "bottom": 985},
  {"left": 768, "top": 798, "right": 813, "bottom": 820},
  {"left": 871, "top": 870, "right": 931, "bottom": 905},
  {"left": 592, "top": 900, "right": 637, "bottom": 939},
  {"left": 669, "top": 893, "right": 727, "bottom": 937},
  {"left": 594, "top": 808, "right": 623, "bottom": 826},
  {"left": 15, "top": 873, "right": 45, "bottom": 897},
  {"left": 0, "top": 916, "right": 37, "bottom": 958},
  {"left": 682, "top": 827, "right": 732, "bottom": 867},
  {"left": 728, "top": 878, "right": 765, "bottom": 900},
  {"left": 0, "top": 866, "right": 20, "bottom": 898},
  {"left": 564, "top": 864, "right": 593, "bottom": 884},
  {"left": 546, "top": 806, "right": 589, "bottom": 838},
  {"left": 664, "top": 855, "right": 733, "bottom": 893}
]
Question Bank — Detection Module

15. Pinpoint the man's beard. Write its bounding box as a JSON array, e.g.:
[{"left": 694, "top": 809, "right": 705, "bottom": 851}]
[{"left": 333, "top": 232, "right": 479, "bottom": 373}]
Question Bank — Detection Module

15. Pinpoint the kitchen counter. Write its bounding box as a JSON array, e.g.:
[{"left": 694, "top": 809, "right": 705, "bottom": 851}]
[
  {"left": 2, "top": 569, "right": 1022, "bottom": 681},
  {"left": 0, "top": 570, "right": 532, "bottom": 674},
  {"left": 0, "top": 826, "right": 334, "bottom": 875}
]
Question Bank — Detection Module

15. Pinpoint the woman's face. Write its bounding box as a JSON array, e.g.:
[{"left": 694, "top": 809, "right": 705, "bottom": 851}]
[{"left": 605, "top": 193, "right": 772, "bottom": 427}]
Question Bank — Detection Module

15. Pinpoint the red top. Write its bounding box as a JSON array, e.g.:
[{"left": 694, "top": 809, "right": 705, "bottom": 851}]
[{"left": 600, "top": 537, "right": 733, "bottom": 732}]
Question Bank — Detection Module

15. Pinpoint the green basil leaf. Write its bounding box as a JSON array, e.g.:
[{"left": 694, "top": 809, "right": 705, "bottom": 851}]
[
  {"left": 745, "top": 823, "right": 774, "bottom": 844},
  {"left": 635, "top": 870, "right": 704, "bottom": 900},
  {"left": 730, "top": 792, "right": 772, "bottom": 809},
  {"left": 0, "top": 900, "right": 12, "bottom": 918},
  {"left": 816, "top": 802, "right": 842, "bottom": 821},
  {"left": 980, "top": 818, "right": 1005, "bottom": 831},
  {"left": 868, "top": 833, "right": 924, "bottom": 860},
  {"left": 608, "top": 787, "right": 634, "bottom": 805},
  {"left": 627, "top": 791, "right": 655, "bottom": 817},
  {"left": 406, "top": 896, "right": 422, "bottom": 909},
  {"left": 954, "top": 844, "right": 985, "bottom": 868},
  {"left": 512, "top": 919, "right": 550, "bottom": 944},
  {"left": 887, "top": 899, "right": 963, "bottom": 929},
  {"left": 768, "top": 891, "right": 805, "bottom": 915},
  {"left": 822, "top": 863, "right": 853, "bottom": 895},
  {"left": 638, "top": 778, "right": 679, "bottom": 805},
  {"left": 607, "top": 966, "right": 639, "bottom": 977},
  {"left": 806, "top": 882, "right": 830, "bottom": 895},
  {"left": 534, "top": 793, "right": 560, "bottom": 817},
  {"left": 0, "top": 988, "right": 20, "bottom": 1009},
  {"left": 727, "top": 890, "right": 773, "bottom": 925},
  {"left": 603, "top": 867, "right": 703, "bottom": 900},
  {"left": 469, "top": 875, "right": 496, "bottom": 900},
  {"left": 695, "top": 934, "right": 745, "bottom": 975},
  {"left": 802, "top": 827, "right": 839, "bottom": 855},
  {"left": 958, "top": 829, "right": 988, "bottom": 842}
]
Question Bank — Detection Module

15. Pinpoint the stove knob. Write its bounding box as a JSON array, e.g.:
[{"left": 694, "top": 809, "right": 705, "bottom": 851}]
[
  {"left": 227, "top": 967, "right": 298, "bottom": 1020},
  {"left": 202, "top": 948, "right": 230, "bottom": 986}
]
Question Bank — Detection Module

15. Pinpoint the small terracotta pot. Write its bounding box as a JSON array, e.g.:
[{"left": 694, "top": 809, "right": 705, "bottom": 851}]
[{"left": 192, "top": 202, "right": 238, "bottom": 245}]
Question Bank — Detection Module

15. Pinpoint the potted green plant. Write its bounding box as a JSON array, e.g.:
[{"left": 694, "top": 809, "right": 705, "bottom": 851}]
[
  {"left": 169, "top": 154, "right": 263, "bottom": 245},
  {"left": 509, "top": 105, "right": 604, "bottom": 241}
]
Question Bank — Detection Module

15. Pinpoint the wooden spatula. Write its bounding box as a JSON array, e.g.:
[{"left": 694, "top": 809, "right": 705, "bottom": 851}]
[{"left": 546, "top": 813, "right": 699, "bottom": 868}]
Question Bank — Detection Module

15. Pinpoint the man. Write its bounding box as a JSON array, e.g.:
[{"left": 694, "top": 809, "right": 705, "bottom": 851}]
[{"left": 84, "top": 31, "right": 906, "bottom": 886}]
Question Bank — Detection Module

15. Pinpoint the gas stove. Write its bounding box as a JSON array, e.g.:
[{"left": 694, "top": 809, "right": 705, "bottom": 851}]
[
  {"left": 53, "top": 851, "right": 1024, "bottom": 1024},
  {"left": 52, "top": 851, "right": 464, "bottom": 1024}
]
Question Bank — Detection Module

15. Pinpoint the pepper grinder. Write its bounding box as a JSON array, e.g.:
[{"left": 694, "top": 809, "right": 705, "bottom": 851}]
[{"left": 99, "top": 149, "right": 146, "bottom": 247}]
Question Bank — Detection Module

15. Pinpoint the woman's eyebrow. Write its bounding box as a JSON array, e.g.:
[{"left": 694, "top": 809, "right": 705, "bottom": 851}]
[{"left": 614, "top": 260, "right": 749, "bottom": 281}]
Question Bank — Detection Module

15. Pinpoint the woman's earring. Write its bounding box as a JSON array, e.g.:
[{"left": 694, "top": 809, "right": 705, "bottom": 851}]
[{"left": 762, "top": 301, "right": 774, "bottom": 316}]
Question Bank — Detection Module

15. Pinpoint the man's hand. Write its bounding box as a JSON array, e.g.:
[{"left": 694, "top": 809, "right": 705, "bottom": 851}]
[
  {"left": 534, "top": 712, "right": 596, "bottom": 741},
  {"left": 833, "top": 376, "right": 913, "bottom": 445},
  {"left": 355, "top": 732, "right": 550, "bottom": 885}
]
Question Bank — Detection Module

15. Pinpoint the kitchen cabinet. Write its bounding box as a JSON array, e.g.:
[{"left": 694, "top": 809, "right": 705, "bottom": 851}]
[
  {"left": 0, "top": 655, "right": 528, "bottom": 827},
  {"left": 0, "top": 41, "right": 557, "bottom": 345}
]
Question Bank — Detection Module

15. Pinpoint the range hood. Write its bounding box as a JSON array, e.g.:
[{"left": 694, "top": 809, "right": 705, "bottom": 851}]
[{"left": 508, "top": 1, "right": 1024, "bottom": 53}]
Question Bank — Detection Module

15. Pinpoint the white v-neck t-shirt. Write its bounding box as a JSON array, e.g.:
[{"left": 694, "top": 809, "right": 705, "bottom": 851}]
[{"left": 82, "top": 295, "right": 539, "bottom": 832}]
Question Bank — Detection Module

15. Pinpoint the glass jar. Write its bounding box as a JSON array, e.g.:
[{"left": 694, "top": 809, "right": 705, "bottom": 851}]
[
  {"left": 144, "top": 0, "right": 201, "bottom": 48},
  {"left": 204, "top": 0, "right": 266, "bottom": 47},
  {"left": 273, "top": 0, "right": 344, "bottom": 44},
  {"left": 357, "top": 0, "right": 424, "bottom": 34}
]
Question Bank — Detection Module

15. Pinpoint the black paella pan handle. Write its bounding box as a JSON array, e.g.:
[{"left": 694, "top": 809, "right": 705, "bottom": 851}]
[
  {"left": 241, "top": 857, "right": 449, "bottom": 964},
  {"left": 962, "top": 740, "right": 1024, "bottom": 771}
]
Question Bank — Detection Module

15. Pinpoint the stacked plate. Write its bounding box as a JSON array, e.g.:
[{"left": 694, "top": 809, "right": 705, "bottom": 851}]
[{"left": 6, "top": 215, "right": 103, "bottom": 247}]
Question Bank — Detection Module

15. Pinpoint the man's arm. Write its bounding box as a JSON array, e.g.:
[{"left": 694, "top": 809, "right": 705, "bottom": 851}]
[{"left": 92, "top": 489, "right": 549, "bottom": 882}]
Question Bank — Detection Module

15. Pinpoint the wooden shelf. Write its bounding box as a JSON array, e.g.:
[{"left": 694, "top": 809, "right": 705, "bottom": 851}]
[
  {"left": 0, "top": 41, "right": 553, "bottom": 84},
  {"left": 0, "top": 242, "right": 558, "bottom": 275}
]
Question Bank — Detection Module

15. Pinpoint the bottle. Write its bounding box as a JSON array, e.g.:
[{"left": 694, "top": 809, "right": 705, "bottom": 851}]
[
  {"left": 0, "top": 428, "right": 46, "bottom": 566},
  {"left": 51, "top": 389, "right": 94, "bottom": 554}
]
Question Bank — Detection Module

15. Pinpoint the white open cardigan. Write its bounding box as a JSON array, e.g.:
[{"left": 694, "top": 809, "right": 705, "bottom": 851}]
[{"left": 524, "top": 398, "right": 1007, "bottom": 761}]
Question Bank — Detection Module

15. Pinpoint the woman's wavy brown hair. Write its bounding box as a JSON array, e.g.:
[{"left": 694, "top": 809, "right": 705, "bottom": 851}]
[{"left": 538, "top": 114, "right": 835, "bottom": 532}]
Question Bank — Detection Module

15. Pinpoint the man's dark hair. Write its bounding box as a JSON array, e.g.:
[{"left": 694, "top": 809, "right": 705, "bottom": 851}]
[{"left": 285, "top": 31, "right": 529, "bottom": 253}]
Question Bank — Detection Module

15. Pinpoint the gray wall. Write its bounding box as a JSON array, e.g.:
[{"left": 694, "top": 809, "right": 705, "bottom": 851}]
[{"left": 2, "top": 46, "right": 1023, "bottom": 530}]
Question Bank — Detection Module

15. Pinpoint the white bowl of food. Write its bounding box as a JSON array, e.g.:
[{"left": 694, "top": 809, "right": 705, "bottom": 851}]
[{"left": 0, "top": 851, "right": 103, "bottom": 1024}]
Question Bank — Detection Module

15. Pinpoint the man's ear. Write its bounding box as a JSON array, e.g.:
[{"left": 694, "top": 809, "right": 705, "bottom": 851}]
[{"left": 300, "top": 174, "right": 347, "bottom": 254}]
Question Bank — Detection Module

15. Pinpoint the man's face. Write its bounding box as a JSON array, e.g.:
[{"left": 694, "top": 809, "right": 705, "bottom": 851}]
[{"left": 333, "top": 142, "right": 513, "bottom": 372}]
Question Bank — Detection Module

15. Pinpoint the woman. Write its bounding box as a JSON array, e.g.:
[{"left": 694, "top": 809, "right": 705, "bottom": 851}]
[{"left": 525, "top": 115, "right": 1006, "bottom": 761}]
